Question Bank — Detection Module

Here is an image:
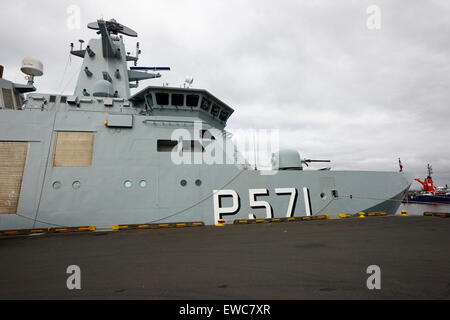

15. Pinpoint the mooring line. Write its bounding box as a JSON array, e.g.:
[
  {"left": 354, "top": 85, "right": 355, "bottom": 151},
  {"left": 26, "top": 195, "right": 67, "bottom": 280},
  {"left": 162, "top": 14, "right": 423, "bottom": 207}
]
[{"left": 338, "top": 194, "right": 450, "bottom": 206}]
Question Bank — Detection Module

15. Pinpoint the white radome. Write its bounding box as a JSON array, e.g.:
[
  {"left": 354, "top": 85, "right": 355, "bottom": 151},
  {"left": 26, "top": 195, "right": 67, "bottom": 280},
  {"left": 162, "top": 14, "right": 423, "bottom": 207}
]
[{"left": 21, "top": 57, "right": 44, "bottom": 77}]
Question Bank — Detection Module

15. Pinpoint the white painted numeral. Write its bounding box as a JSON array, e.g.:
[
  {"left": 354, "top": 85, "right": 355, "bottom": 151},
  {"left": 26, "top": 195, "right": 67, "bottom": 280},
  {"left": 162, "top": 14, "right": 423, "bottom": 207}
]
[
  {"left": 303, "top": 187, "right": 312, "bottom": 216},
  {"left": 213, "top": 187, "right": 311, "bottom": 222},
  {"left": 249, "top": 188, "right": 273, "bottom": 219},
  {"left": 275, "top": 188, "right": 298, "bottom": 217},
  {"left": 213, "top": 189, "right": 240, "bottom": 224}
]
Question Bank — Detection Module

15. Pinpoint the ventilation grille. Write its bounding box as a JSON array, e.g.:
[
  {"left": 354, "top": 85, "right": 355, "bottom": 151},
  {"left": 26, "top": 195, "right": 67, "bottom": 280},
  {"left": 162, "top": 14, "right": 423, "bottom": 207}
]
[
  {"left": 14, "top": 92, "right": 23, "bottom": 109},
  {"left": 1, "top": 88, "right": 14, "bottom": 109},
  {"left": 53, "top": 132, "right": 94, "bottom": 167},
  {"left": 0, "top": 142, "right": 29, "bottom": 214}
]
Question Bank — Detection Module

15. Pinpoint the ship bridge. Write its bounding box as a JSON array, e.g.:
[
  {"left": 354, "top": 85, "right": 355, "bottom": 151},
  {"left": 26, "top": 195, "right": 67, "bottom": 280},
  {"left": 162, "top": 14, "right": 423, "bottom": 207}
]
[{"left": 130, "top": 86, "right": 234, "bottom": 129}]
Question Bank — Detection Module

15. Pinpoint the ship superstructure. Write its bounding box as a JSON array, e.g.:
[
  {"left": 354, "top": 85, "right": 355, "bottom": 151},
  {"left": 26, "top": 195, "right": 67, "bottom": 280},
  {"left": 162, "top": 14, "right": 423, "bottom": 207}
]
[{"left": 0, "top": 19, "right": 411, "bottom": 230}]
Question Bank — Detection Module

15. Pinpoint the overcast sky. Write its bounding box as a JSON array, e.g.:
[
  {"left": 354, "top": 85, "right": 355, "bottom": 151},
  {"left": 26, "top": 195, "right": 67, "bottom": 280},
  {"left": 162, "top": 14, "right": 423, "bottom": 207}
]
[{"left": 1, "top": 0, "right": 449, "bottom": 189}]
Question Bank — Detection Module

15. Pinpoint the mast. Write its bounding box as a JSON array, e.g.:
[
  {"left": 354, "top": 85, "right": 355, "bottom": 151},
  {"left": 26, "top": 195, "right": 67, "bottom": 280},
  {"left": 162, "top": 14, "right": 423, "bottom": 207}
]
[{"left": 70, "top": 19, "right": 163, "bottom": 99}]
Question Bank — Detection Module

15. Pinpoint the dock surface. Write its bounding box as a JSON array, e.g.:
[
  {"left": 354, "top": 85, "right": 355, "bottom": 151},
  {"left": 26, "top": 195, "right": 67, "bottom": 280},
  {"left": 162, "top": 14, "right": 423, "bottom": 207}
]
[{"left": 0, "top": 216, "right": 449, "bottom": 299}]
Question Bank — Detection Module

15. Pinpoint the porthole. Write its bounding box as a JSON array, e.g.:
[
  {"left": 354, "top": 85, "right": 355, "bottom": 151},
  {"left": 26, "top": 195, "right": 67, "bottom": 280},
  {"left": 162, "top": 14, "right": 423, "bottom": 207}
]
[
  {"left": 52, "top": 181, "right": 62, "bottom": 190},
  {"left": 195, "top": 179, "right": 202, "bottom": 186},
  {"left": 139, "top": 180, "right": 147, "bottom": 188},
  {"left": 124, "top": 180, "right": 132, "bottom": 188},
  {"left": 180, "top": 179, "right": 187, "bottom": 187},
  {"left": 72, "top": 181, "right": 81, "bottom": 189}
]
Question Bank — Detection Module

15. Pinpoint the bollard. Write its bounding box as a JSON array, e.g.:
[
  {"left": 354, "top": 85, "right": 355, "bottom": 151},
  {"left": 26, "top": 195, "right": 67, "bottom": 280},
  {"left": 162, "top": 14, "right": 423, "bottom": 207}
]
[
  {"left": 401, "top": 210, "right": 407, "bottom": 216},
  {"left": 359, "top": 212, "right": 366, "bottom": 218},
  {"left": 216, "top": 219, "right": 225, "bottom": 227}
]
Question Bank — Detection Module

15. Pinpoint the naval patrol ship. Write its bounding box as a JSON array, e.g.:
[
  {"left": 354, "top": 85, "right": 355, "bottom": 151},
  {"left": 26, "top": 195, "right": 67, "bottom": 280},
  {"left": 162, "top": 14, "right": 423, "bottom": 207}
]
[{"left": 0, "top": 19, "right": 411, "bottom": 231}]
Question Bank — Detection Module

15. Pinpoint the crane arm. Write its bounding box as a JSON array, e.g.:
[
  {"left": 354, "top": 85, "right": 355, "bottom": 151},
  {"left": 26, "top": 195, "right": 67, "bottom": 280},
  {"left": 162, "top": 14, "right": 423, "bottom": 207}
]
[{"left": 414, "top": 178, "right": 426, "bottom": 186}]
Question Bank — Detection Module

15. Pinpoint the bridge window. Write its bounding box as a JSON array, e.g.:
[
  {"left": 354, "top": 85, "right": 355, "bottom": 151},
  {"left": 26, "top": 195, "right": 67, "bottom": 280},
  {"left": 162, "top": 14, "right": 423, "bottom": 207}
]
[
  {"left": 186, "top": 95, "right": 199, "bottom": 107},
  {"left": 144, "top": 93, "right": 153, "bottom": 108},
  {"left": 155, "top": 93, "right": 169, "bottom": 105},
  {"left": 172, "top": 94, "right": 184, "bottom": 106},
  {"left": 219, "top": 111, "right": 229, "bottom": 121},
  {"left": 210, "top": 104, "right": 220, "bottom": 117},
  {"left": 200, "top": 97, "right": 211, "bottom": 111}
]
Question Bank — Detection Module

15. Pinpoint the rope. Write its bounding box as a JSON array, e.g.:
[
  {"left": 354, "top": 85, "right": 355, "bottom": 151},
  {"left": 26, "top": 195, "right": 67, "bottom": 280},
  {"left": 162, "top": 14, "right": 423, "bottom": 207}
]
[
  {"left": 57, "top": 53, "right": 71, "bottom": 93},
  {"left": 12, "top": 167, "right": 245, "bottom": 227},
  {"left": 31, "top": 108, "right": 60, "bottom": 228},
  {"left": 338, "top": 194, "right": 450, "bottom": 206},
  {"left": 60, "top": 70, "right": 79, "bottom": 94},
  {"left": 13, "top": 161, "right": 449, "bottom": 228},
  {"left": 311, "top": 196, "right": 336, "bottom": 216}
]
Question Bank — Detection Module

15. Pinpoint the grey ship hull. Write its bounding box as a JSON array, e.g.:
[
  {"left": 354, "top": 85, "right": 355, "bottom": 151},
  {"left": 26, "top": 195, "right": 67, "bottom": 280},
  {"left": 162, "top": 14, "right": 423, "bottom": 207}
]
[
  {"left": 0, "top": 19, "right": 411, "bottom": 230},
  {"left": 0, "top": 108, "right": 410, "bottom": 230}
]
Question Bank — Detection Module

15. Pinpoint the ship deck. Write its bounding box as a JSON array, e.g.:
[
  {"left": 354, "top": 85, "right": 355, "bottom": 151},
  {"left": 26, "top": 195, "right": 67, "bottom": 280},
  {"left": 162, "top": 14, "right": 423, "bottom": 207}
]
[{"left": 0, "top": 216, "right": 449, "bottom": 299}]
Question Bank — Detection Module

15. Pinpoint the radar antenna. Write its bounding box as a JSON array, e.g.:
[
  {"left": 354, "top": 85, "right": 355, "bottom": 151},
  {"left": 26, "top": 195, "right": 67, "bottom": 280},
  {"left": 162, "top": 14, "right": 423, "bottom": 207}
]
[
  {"left": 87, "top": 19, "right": 138, "bottom": 37},
  {"left": 184, "top": 76, "right": 194, "bottom": 88},
  {"left": 427, "top": 164, "right": 433, "bottom": 178}
]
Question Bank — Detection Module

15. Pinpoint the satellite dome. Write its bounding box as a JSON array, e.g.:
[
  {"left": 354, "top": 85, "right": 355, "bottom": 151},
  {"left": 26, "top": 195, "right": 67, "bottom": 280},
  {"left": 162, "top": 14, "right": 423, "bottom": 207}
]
[
  {"left": 21, "top": 57, "right": 43, "bottom": 77},
  {"left": 92, "top": 80, "right": 114, "bottom": 97}
]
